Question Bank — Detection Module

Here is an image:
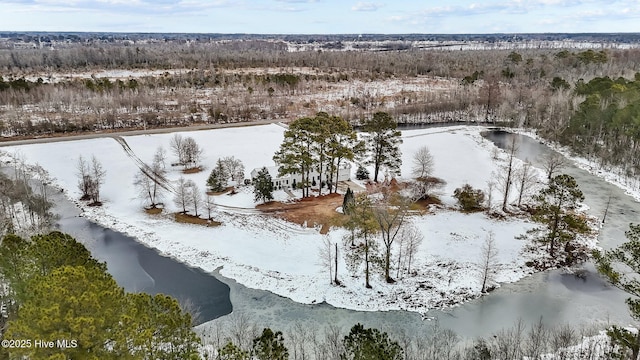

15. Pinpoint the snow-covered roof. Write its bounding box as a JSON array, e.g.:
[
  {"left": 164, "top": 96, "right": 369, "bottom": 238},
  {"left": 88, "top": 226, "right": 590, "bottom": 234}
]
[{"left": 251, "top": 165, "right": 286, "bottom": 179}]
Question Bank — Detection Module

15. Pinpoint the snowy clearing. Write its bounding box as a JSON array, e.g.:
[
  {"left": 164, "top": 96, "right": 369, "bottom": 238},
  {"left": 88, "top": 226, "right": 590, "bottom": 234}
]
[{"left": 1, "top": 124, "right": 597, "bottom": 314}]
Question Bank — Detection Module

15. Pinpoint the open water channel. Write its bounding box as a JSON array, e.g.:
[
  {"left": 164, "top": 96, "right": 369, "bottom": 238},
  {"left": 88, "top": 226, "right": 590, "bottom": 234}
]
[{"left": 47, "top": 127, "right": 639, "bottom": 339}]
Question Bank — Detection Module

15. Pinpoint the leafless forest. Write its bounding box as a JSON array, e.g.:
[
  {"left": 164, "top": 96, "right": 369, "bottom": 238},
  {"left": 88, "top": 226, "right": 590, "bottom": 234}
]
[{"left": 1, "top": 37, "right": 639, "bottom": 177}]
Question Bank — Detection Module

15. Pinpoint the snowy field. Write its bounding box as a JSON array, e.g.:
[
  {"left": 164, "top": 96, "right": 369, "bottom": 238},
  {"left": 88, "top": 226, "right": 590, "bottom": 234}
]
[{"left": 1, "top": 124, "right": 589, "bottom": 314}]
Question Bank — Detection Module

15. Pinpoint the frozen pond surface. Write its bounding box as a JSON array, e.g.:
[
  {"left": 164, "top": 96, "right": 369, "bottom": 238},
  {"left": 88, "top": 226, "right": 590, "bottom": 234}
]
[
  {"left": 42, "top": 127, "right": 639, "bottom": 338},
  {"left": 52, "top": 196, "right": 232, "bottom": 326}
]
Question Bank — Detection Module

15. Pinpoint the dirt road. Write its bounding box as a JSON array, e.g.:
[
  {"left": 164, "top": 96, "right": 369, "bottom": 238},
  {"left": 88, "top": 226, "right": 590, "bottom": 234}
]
[{"left": 0, "top": 119, "right": 286, "bottom": 147}]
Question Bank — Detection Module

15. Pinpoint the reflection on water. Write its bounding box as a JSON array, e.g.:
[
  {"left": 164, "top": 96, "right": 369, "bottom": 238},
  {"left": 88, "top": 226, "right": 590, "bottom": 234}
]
[{"left": 54, "top": 209, "right": 232, "bottom": 325}]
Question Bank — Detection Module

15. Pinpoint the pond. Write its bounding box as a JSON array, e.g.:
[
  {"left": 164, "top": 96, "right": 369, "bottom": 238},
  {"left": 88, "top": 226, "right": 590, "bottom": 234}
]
[
  {"left": 44, "top": 127, "right": 640, "bottom": 339},
  {"left": 51, "top": 194, "right": 232, "bottom": 326}
]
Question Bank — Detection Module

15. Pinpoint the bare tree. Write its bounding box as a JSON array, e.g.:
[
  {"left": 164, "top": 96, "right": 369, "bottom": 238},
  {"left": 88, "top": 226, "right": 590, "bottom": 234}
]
[
  {"left": 170, "top": 133, "right": 185, "bottom": 166},
  {"left": 540, "top": 151, "right": 566, "bottom": 181},
  {"left": 396, "top": 221, "right": 424, "bottom": 279},
  {"left": 334, "top": 242, "right": 339, "bottom": 285},
  {"left": 133, "top": 156, "right": 166, "bottom": 208},
  {"left": 489, "top": 319, "right": 525, "bottom": 360},
  {"left": 486, "top": 179, "right": 496, "bottom": 213},
  {"left": 222, "top": 156, "right": 246, "bottom": 182},
  {"left": 515, "top": 161, "right": 539, "bottom": 207},
  {"left": 411, "top": 146, "right": 434, "bottom": 179},
  {"left": 204, "top": 194, "right": 215, "bottom": 220},
  {"left": 183, "top": 137, "right": 203, "bottom": 169},
  {"left": 321, "top": 324, "right": 344, "bottom": 360},
  {"left": 76, "top": 155, "right": 91, "bottom": 200},
  {"left": 499, "top": 136, "right": 519, "bottom": 212},
  {"left": 402, "top": 222, "right": 424, "bottom": 277},
  {"left": 479, "top": 231, "right": 498, "bottom": 293},
  {"left": 153, "top": 145, "right": 167, "bottom": 170},
  {"left": 173, "top": 176, "right": 191, "bottom": 213},
  {"left": 188, "top": 181, "right": 203, "bottom": 217},
  {"left": 373, "top": 193, "right": 409, "bottom": 283},
  {"left": 409, "top": 176, "right": 444, "bottom": 202},
  {"left": 89, "top": 155, "right": 106, "bottom": 204},
  {"left": 177, "top": 296, "right": 202, "bottom": 327},
  {"left": 482, "top": 75, "right": 501, "bottom": 122},
  {"left": 288, "top": 322, "right": 311, "bottom": 360},
  {"left": 525, "top": 317, "right": 548, "bottom": 360},
  {"left": 226, "top": 313, "right": 258, "bottom": 351},
  {"left": 134, "top": 170, "right": 157, "bottom": 208},
  {"left": 318, "top": 236, "right": 334, "bottom": 284}
]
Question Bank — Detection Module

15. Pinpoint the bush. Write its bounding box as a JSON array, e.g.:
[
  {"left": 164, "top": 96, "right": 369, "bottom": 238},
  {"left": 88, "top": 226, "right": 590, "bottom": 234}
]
[
  {"left": 356, "top": 165, "right": 370, "bottom": 180},
  {"left": 453, "top": 184, "right": 485, "bottom": 212}
]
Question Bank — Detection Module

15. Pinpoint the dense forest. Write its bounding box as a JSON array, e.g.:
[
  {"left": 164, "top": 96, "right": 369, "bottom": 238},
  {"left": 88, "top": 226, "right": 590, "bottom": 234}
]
[
  {"left": 2, "top": 35, "right": 640, "bottom": 359},
  {"left": 2, "top": 40, "right": 638, "bottom": 186}
]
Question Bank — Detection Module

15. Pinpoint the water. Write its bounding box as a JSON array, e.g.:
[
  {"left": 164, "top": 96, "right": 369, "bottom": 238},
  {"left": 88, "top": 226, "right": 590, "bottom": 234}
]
[
  {"left": 44, "top": 128, "right": 640, "bottom": 340},
  {"left": 51, "top": 195, "right": 232, "bottom": 326}
]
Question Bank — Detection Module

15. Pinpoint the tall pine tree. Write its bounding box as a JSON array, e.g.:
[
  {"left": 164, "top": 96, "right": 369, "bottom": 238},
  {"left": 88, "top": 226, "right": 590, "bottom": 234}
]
[
  {"left": 253, "top": 167, "right": 274, "bottom": 203},
  {"left": 362, "top": 112, "right": 402, "bottom": 183}
]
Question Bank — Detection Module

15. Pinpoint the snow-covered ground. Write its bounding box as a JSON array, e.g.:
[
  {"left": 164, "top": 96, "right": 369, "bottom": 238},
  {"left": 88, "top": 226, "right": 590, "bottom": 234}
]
[{"left": 0, "top": 124, "right": 595, "bottom": 314}]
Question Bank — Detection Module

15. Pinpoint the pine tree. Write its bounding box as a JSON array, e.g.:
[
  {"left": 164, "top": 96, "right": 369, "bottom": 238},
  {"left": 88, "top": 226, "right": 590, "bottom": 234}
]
[
  {"left": 362, "top": 112, "right": 402, "bottom": 183},
  {"left": 0, "top": 232, "right": 202, "bottom": 360},
  {"left": 252, "top": 328, "right": 289, "bottom": 360},
  {"left": 6, "top": 265, "right": 127, "bottom": 360},
  {"left": 453, "top": 184, "right": 486, "bottom": 212},
  {"left": 341, "top": 323, "right": 404, "bottom": 360},
  {"left": 218, "top": 342, "right": 250, "bottom": 360},
  {"left": 594, "top": 224, "right": 640, "bottom": 360},
  {"left": 207, "top": 159, "right": 228, "bottom": 192},
  {"left": 343, "top": 187, "right": 355, "bottom": 215},
  {"left": 124, "top": 293, "right": 201, "bottom": 360},
  {"left": 526, "top": 174, "right": 590, "bottom": 258},
  {"left": 253, "top": 167, "right": 274, "bottom": 204},
  {"left": 356, "top": 165, "right": 370, "bottom": 180},
  {"left": 344, "top": 193, "right": 379, "bottom": 288},
  {"left": 273, "top": 117, "right": 315, "bottom": 198}
]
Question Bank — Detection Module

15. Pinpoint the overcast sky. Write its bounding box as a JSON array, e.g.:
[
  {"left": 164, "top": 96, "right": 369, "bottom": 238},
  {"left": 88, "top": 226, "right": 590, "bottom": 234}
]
[{"left": 2, "top": 0, "right": 639, "bottom": 34}]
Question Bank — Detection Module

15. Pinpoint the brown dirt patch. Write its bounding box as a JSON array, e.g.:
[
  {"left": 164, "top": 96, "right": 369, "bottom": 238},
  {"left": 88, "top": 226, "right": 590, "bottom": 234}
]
[
  {"left": 206, "top": 186, "right": 235, "bottom": 196},
  {"left": 174, "top": 212, "right": 222, "bottom": 227},
  {"left": 412, "top": 196, "right": 443, "bottom": 212},
  {"left": 183, "top": 166, "right": 204, "bottom": 174},
  {"left": 145, "top": 207, "right": 163, "bottom": 215},
  {"left": 257, "top": 192, "right": 346, "bottom": 234}
]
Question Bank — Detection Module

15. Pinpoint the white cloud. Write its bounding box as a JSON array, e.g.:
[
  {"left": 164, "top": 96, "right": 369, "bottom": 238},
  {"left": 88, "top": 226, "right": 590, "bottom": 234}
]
[{"left": 351, "top": 1, "right": 382, "bottom": 12}]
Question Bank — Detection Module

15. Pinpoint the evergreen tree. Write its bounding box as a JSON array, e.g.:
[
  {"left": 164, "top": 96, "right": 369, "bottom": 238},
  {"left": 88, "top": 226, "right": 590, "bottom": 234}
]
[
  {"left": 124, "top": 293, "right": 201, "bottom": 360},
  {"left": 273, "top": 117, "right": 315, "bottom": 198},
  {"left": 344, "top": 193, "right": 379, "bottom": 288},
  {"left": 6, "top": 265, "right": 127, "bottom": 360},
  {"left": 362, "top": 112, "right": 402, "bottom": 183},
  {"left": 325, "top": 114, "right": 362, "bottom": 193},
  {"left": 594, "top": 224, "right": 640, "bottom": 359},
  {"left": 0, "top": 231, "right": 105, "bottom": 308},
  {"left": 252, "top": 328, "right": 289, "bottom": 360},
  {"left": 453, "top": 184, "right": 486, "bottom": 212},
  {"left": 253, "top": 167, "right": 274, "bottom": 203},
  {"left": 343, "top": 187, "right": 355, "bottom": 215},
  {"left": 526, "top": 174, "right": 590, "bottom": 258},
  {"left": 341, "top": 323, "right": 403, "bottom": 360},
  {"left": 355, "top": 165, "right": 370, "bottom": 180},
  {"left": 218, "top": 342, "right": 250, "bottom": 360},
  {"left": 274, "top": 112, "right": 361, "bottom": 197},
  {"left": 207, "top": 158, "right": 228, "bottom": 192},
  {"left": 0, "top": 232, "right": 203, "bottom": 360}
]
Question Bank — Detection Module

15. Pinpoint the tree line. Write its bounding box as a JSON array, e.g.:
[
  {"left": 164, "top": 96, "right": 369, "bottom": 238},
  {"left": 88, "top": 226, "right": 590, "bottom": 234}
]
[{"left": 201, "top": 312, "right": 615, "bottom": 360}]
